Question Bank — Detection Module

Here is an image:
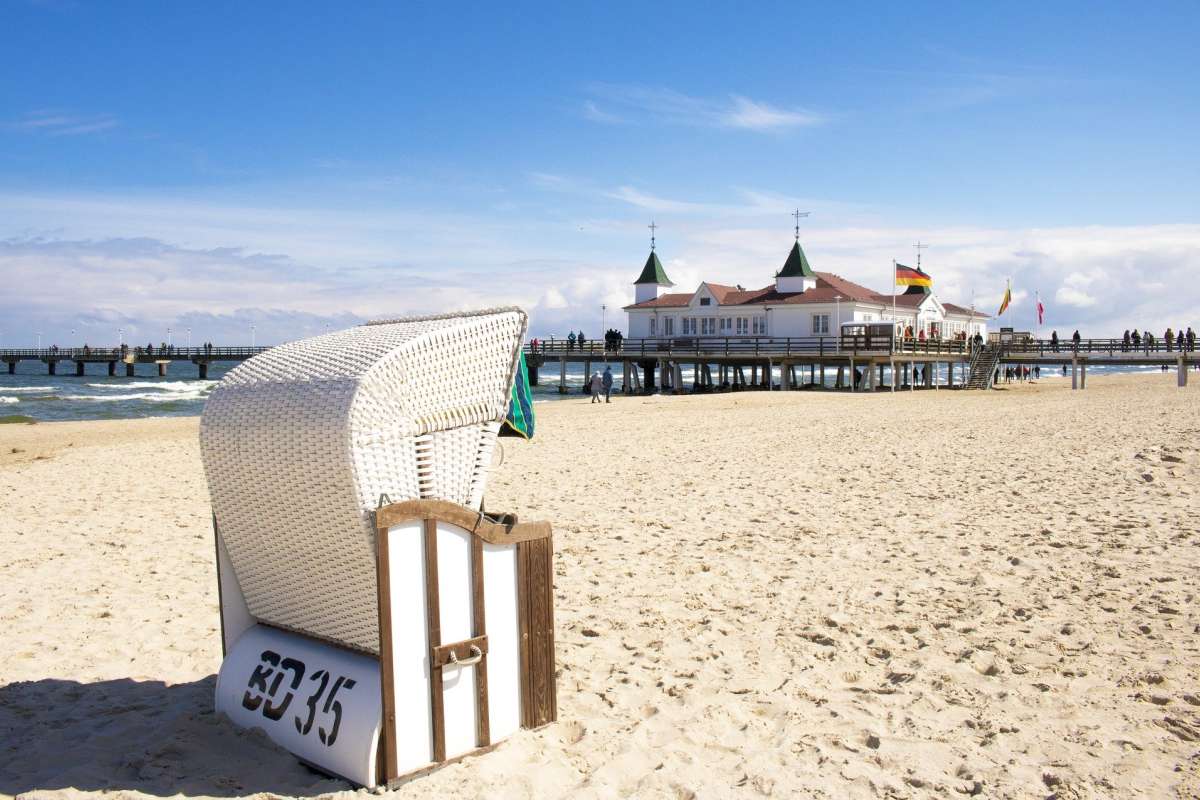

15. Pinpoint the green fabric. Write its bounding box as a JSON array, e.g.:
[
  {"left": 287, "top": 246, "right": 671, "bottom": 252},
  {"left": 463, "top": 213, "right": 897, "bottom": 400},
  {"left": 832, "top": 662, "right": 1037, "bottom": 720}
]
[
  {"left": 777, "top": 240, "right": 815, "bottom": 278},
  {"left": 501, "top": 352, "right": 535, "bottom": 439},
  {"left": 634, "top": 251, "right": 673, "bottom": 286}
]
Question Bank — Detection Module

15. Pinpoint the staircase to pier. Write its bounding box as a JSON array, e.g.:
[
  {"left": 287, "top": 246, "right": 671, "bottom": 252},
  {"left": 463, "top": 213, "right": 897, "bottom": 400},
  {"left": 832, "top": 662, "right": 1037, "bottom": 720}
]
[{"left": 965, "top": 344, "right": 1002, "bottom": 390}]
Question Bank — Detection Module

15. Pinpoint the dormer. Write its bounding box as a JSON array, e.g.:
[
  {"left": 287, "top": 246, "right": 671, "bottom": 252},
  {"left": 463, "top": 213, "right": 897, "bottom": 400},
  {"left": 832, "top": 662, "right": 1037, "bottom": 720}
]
[
  {"left": 634, "top": 250, "right": 674, "bottom": 304},
  {"left": 775, "top": 240, "right": 817, "bottom": 293}
]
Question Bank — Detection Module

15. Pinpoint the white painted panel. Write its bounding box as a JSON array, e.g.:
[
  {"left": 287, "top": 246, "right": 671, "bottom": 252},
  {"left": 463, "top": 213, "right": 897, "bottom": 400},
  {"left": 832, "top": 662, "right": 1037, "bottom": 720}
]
[
  {"left": 436, "top": 522, "right": 479, "bottom": 758},
  {"left": 482, "top": 542, "right": 521, "bottom": 740},
  {"left": 386, "top": 521, "right": 434, "bottom": 775},
  {"left": 216, "top": 530, "right": 255, "bottom": 654},
  {"left": 215, "top": 624, "right": 381, "bottom": 787}
]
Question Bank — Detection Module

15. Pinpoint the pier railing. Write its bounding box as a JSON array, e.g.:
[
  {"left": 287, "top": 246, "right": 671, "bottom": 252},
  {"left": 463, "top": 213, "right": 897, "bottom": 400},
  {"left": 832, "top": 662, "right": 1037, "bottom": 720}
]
[
  {"left": 524, "top": 335, "right": 972, "bottom": 358},
  {"left": 0, "top": 346, "right": 270, "bottom": 360},
  {"left": 998, "top": 338, "right": 1195, "bottom": 356}
]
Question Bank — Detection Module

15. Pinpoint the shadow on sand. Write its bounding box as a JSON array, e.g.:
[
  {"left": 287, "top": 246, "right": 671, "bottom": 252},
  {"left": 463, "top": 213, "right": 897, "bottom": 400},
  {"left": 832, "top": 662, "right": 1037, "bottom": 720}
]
[{"left": 0, "top": 675, "right": 351, "bottom": 797}]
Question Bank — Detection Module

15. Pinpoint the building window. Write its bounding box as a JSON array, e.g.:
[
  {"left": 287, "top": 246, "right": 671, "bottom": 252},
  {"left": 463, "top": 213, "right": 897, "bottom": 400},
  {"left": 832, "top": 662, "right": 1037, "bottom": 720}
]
[
  {"left": 812, "top": 314, "right": 830, "bottom": 335},
  {"left": 699, "top": 297, "right": 711, "bottom": 306},
  {"left": 682, "top": 317, "right": 696, "bottom": 335},
  {"left": 663, "top": 317, "right": 674, "bottom": 336},
  {"left": 736, "top": 317, "right": 748, "bottom": 335},
  {"left": 719, "top": 317, "right": 732, "bottom": 333},
  {"left": 752, "top": 317, "right": 766, "bottom": 335},
  {"left": 701, "top": 318, "right": 716, "bottom": 335},
  {"left": 649, "top": 318, "right": 656, "bottom": 336}
]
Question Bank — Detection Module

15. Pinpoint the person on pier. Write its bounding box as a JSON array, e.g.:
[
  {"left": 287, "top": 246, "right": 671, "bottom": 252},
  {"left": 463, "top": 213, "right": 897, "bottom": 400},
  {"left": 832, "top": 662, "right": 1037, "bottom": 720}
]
[
  {"left": 1165, "top": 328, "right": 1174, "bottom": 351},
  {"left": 1072, "top": 330, "right": 1081, "bottom": 351},
  {"left": 567, "top": 331, "right": 576, "bottom": 351},
  {"left": 1122, "top": 330, "right": 1130, "bottom": 352},
  {"left": 1050, "top": 330, "right": 1059, "bottom": 352},
  {"left": 1187, "top": 327, "right": 1196, "bottom": 352}
]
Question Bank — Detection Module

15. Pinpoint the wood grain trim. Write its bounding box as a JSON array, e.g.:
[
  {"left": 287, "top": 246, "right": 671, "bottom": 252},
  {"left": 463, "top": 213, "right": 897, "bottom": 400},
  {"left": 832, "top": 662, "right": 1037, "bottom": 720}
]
[
  {"left": 375, "top": 511, "right": 398, "bottom": 783},
  {"left": 517, "top": 536, "right": 557, "bottom": 729},
  {"left": 422, "top": 518, "right": 446, "bottom": 763},
  {"left": 471, "top": 534, "right": 491, "bottom": 748},
  {"left": 430, "top": 635, "right": 489, "bottom": 668},
  {"left": 375, "top": 499, "right": 550, "bottom": 545}
]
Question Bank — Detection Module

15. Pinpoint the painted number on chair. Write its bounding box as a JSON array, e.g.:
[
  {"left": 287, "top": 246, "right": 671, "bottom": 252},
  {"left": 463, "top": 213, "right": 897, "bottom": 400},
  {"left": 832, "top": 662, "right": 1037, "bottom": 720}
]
[{"left": 242, "top": 649, "right": 358, "bottom": 747}]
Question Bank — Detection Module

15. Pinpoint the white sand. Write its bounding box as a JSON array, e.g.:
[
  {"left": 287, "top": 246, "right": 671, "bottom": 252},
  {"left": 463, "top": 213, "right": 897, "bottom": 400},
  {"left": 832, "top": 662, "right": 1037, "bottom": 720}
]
[{"left": 1, "top": 373, "right": 1197, "bottom": 799}]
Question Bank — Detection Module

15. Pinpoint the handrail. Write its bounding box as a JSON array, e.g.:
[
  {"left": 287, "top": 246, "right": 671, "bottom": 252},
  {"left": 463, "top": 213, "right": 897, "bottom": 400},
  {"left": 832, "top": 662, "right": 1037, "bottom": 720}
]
[{"left": 0, "top": 346, "right": 271, "bottom": 359}]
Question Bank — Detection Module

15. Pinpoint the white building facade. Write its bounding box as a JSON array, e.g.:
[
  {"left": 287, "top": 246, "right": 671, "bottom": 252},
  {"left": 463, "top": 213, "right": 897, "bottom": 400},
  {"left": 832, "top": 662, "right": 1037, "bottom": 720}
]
[{"left": 624, "top": 240, "right": 988, "bottom": 342}]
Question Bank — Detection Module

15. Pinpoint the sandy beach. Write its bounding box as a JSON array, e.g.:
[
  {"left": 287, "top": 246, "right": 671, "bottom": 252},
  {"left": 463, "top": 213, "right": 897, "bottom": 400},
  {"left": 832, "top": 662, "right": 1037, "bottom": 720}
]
[{"left": 1, "top": 372, "right": 1197, "bottom": 799}]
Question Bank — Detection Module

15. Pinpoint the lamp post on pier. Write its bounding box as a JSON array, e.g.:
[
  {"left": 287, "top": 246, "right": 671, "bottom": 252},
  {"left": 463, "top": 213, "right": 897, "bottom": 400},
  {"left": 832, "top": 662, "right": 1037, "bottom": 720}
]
[
  {"left": 186, "top": 328, "right": 192, "bottom": 349},
  {"left": 167, "top": 327, "right": 172, "bottom": 348},
  {"left": 251, "top": 324, "right": 257, "bottom": 348},
  {"left": 36, "top": 332, "right": 42, "bottom": 349}
]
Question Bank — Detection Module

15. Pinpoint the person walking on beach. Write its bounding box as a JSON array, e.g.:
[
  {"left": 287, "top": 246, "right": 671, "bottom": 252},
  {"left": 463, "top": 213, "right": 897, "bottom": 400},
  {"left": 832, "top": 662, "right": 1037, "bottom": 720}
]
[
  {"left": 567, "top": 331, "right": 576, "bottom": 351},
  {"left": 589, "top": 370, "right": 603, "bottom": 403},
  {"left": 602, "top": 365, "right": 613, "bottom": 403}
]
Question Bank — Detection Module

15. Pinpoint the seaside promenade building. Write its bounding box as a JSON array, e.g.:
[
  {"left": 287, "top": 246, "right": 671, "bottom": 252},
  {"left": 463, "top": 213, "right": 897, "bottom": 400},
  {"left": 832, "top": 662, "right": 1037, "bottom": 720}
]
[{"left": 624, "top": 237, "right": 989, "bottom": 342}]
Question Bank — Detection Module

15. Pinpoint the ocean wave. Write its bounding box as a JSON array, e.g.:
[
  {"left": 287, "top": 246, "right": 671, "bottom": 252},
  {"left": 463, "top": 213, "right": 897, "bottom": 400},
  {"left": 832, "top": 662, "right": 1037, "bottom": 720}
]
[
  {"left": 0, "top": 397, "right": 18, "bottom": 404},
  {"left": 59, "top": 391, "right": 208, "bottom": 403},
  {"left": 86, "top": 380, "right": 216, "bottom": 391},
  {"left": 0, "top": 386, "right": 55, "bottom": 392}
]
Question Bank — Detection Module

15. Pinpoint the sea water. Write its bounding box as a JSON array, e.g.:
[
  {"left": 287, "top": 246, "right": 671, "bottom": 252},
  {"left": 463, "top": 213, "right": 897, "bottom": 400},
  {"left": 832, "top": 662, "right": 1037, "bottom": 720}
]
[
  {"left": 0, "top": 358, "right": 1181, "bottom": 423},
  {"left": 0, "top": 358, "right": 607, "bottom": 422}
]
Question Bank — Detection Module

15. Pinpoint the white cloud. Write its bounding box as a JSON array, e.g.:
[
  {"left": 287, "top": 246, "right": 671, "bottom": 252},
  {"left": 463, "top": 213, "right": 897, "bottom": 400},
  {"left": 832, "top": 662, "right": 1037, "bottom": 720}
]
[
  {"left": 584, "top": 84, "right": 824, "bottom": 132},
  {"left": 1, "top": 187, "right": 1196, "bottom": 343},
  {"left": 5, "top": 110, "right": 118, "bottom": 136},
  {"left": 1056, "top": 286, "right": 1096, "bottom": 307}
]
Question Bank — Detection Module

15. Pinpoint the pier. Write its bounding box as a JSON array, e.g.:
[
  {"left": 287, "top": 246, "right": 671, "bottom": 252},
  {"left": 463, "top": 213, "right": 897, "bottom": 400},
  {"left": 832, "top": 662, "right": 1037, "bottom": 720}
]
[
  {"left": 1, "top": 335, "right": 1193, "bottom": 390},
  {"left": 524, "top": 335, "right": 1196, "bottom": 393},
  {"left": 0, "top": 346, "right": 267, "bottom": 379}
]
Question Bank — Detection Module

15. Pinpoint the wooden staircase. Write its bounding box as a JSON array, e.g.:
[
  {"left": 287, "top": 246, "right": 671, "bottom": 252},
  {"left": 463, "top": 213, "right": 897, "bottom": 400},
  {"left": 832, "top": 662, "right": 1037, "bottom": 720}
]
[{"left": 965, "top": 344, "right": 1002, "bottom": 389}]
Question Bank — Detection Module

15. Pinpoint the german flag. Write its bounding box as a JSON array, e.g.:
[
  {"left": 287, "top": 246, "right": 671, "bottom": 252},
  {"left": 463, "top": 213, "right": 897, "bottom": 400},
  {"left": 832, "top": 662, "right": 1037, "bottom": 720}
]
[{"left": 895, "top": 263, "right": 932, "bottom": 287}]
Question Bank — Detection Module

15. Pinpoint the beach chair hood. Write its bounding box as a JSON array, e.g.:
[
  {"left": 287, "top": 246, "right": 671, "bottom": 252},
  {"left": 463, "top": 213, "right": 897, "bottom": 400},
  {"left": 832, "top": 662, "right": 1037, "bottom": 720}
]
[{"left": 199, "top": 307, "right": 527, "bottom": 653}]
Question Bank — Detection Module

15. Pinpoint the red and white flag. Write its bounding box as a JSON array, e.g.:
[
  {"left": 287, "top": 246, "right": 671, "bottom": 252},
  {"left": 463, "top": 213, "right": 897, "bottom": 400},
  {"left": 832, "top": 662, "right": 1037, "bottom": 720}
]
[{"left": 1037, "top": 295, "right": 1045, "bottom": 325}]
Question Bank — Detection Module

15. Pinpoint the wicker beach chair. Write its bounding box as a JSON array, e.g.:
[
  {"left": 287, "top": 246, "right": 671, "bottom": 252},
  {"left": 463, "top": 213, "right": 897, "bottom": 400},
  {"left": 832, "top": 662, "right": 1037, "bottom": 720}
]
[{"left": 199, "top": 308, "right": 527, "bottom": 655}]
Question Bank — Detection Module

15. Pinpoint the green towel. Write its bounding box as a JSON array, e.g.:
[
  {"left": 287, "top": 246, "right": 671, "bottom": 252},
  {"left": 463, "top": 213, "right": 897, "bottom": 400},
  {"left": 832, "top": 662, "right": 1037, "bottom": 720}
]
[{"left": 501, "top": 352, "right": 535, "bottom": 439}]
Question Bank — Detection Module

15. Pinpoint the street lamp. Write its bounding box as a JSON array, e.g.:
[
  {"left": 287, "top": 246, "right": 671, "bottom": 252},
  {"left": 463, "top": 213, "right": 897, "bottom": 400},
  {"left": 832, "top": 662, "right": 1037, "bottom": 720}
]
[
  {"left": 167, "top": 327, "right": 172, "bottom": 347},
  {"left": 186, "top": 327, "right": 192, "bottom": 349},
  {"left": 251, "top": 324, "right": 257, "bottom": 347},
  {"left": 36, "top": 331, "right": 42, "bottom": 349},
  {"left": 118, "top": 328, "right": 124, "bottom": 347}
]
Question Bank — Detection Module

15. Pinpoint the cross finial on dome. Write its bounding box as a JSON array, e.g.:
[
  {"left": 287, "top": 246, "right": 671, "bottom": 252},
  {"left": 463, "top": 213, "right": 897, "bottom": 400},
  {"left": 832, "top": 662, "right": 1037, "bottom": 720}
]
[{"left": 649, "top": 220, "right": 657, "bottom": 251}]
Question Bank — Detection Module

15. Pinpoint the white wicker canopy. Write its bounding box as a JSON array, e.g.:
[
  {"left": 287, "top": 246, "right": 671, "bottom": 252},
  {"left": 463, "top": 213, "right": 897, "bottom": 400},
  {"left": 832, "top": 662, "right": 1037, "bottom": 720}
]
[{"left": 200, "top": 308, "right": 528, "bottom": 653}]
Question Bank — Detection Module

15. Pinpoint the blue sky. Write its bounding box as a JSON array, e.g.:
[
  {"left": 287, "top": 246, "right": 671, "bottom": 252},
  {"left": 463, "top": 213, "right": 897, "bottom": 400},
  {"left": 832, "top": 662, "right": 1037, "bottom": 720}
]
[{"left": 2, "top": 1, "right": 1198, "bottom": 344}]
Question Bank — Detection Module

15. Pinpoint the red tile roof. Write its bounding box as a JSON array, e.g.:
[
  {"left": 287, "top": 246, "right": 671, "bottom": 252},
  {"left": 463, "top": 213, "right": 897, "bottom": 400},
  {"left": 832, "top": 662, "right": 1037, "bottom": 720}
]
[{"left": 623, "top": 271, "right": 989, "bottom": 317}]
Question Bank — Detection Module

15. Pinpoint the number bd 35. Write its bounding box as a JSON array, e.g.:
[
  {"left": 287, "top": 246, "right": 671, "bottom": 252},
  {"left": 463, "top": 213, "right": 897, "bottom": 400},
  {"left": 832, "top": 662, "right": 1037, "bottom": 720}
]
[{"left": 241, "top": 649, "right": 357, "bottom": 747}]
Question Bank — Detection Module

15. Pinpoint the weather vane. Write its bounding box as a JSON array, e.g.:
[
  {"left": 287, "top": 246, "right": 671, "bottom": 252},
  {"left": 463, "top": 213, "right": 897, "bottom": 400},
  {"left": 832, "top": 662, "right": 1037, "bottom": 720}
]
[
  {"left": 913, "top": 241, "right": 929, "bottom": 269},
  {"left": 792, "top": 209, "right": 810, "bottom": 240},
  {"left": 649, "top": 220, "right": 657, "bottom": 251}
]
